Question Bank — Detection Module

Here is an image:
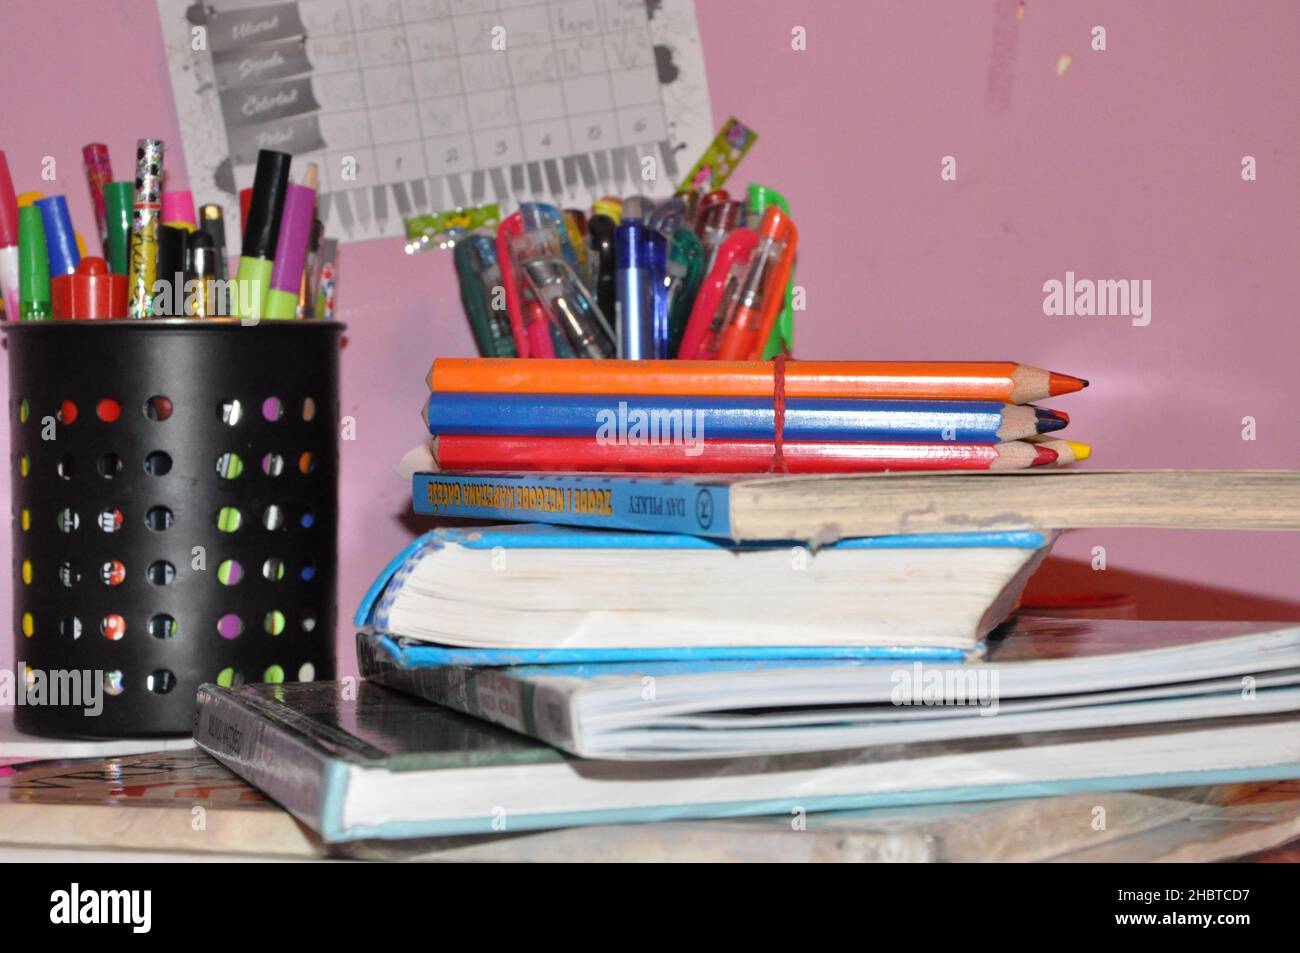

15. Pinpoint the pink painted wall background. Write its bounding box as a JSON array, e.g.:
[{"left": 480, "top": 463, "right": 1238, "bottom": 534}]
[{"left": 2, "top": 0, "right": 1298, "bottom": 680}]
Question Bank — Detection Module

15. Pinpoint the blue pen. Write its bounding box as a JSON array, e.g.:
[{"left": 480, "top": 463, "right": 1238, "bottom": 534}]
[
  {"left": 647, "top": 229, "right": 670, "bottom": 358},
  {"left": 614, "top": 219, "right": 654, "bottom": 359},
  {"left": 35, "top": 196, "right": 80, "bottom": 276}
]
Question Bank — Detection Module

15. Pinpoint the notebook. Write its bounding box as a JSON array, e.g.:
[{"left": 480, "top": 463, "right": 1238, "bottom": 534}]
[
  {"left": 354, "top": 524, "right": 1057, "bottom": 658},
  {"left": 193, "top": 679, "right": 1300, "bottom": 842},
  {"left": 358, "top": 618, "right": 1300, "bottom": 759}
]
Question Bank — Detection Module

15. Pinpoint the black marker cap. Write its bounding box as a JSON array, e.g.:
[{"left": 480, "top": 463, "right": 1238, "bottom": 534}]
[
  {"left": 187, "top": 229, "right": 216, "bottom": 278},
  {"left": 156, "top": 225, "right": 188, "bottom": 315},
  {"left": 241, "top": 149, "right": 292, "bottom": 260}
]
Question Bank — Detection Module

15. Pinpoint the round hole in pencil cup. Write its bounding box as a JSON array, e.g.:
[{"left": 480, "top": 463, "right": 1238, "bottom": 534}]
[
  {"left": 18, "top": 398, "right": 30, "bottom": 423},
  {"left": 145, "top": 506, "right": 173, "bottom": 531},
  {"left": 57, "top": 508, "right": 80, "bottom": 533},
  {"left": 143, "top": 395, "right": 173, "bottom": 422},
  {"left": 298, "top": 451, "right": 315, "bottom": 475},
  {"left": 262, "top": 396, "right": 283, "bottom": 422},
  {"left": 300, "top": 562, "right": 316, "bottom": 582},
  {"left": 263, "top": 558, "right": 286, "bottom": 582},
  {"left": 263, "top": 664, "right": 285, "bottom": 684},
  {"left": 216, "top": 452, "right": 244, "bottom": 480},
  {"left": 301, "top": 397, "right": 316, "bottom": 422},
  {"left": 263, "top": 505, "right": 285, "bottom": 531},
  {"left": 144, "top": 451, "right": 172, "bottom": 476},
  {"left": 57, "top": 400, "right": 77, "bottom": 425},
  {"left": 217, "top": 506, "right": 242, "bottom": 533},
  {"left": 21, "top": 560, "right": 32, "bottom": 585},
  {"left": 148, "top": 614, "right": 177, "bottom": 640},
  {"left": 98, "top": 506, "right": 124, "bottom": 534},
  {"left": 103, "top": 671, "right": 125, "bottom": 696},
  {"left": 298, "top": 662, "right": 316, "bottom": 682},
  {"left": 298, "top": 506, "right": 315, "bottom": 529},
  {"left": 57, "top": 455, "right": 75, "bottom": 480},
  {"left": 217, "top": 614, "right": 243, "bottom": 640},
  {"left": 19, "top": 452, "right": 30, "bottom": 477},
  {"left": 97, "top": 398, "right": 122, "bottom": 422},
  {"left": 98, "top": 453, "right": 123, "bottom": 478},
  {"left": 22, "top": 612, "right": 34, "bottom": 638},
  {"left": 101, "top": 614, "right": 126, "bottom": 641},
  {"left": 21, "top": 508, "right": 31, "bottom": 532},
  {"left": 60, "top": 615, "right": 83, "bottom": 641},
  {"left": 216, "top": 559, "right": 243, "bottom": 586},
  {"left": 216, "top": 667, "right": 242, "bottom": 688},
  {"left": 101, "top": 560, "right": 126, "bottom": 587},
  {"left": 261, "top": 452, "right": 285, "bottom": 477},
  {"left": 219, "top": 398, "right": 243, "bottom": 426},
  {"left": 264, "top": 610, "right": 286, "bottom": 636},
  {"left": 146, "top": 670, "right": 176, "bottom": 694},
  {"left": 58, "top": 561, "right": 80, "bottom": 587},
  {"left": 146, "top": 560, "right": 175, "bottom": 586},
  {"left": 301, "top": 612, "right": 317, "bottom": 634}
]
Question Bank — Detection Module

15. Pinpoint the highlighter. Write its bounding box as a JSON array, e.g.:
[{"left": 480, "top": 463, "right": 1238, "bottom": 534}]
[
  {"left": 161, "top": 190, "right": 198, "bottom": 230},
  {"left": 0, "top": 150, "right": 20, "bottom": 320},
  {"left": 35, "top": 196, "right": 80, "bottom": 276},
  {"left": 103, "top": 182, "right": 133, "bottom": 275},
  {"left": 18, "top": 205, "right": 51, "bottom": 319},
  {"left": 233, "top": 149, "right": 292, "bottom": 320},
  {"left": 265, "top": 183, "right": 315, "bottom": 319},
  {"left": 614, "top": 219, "right": 654, "bottom": 359}
]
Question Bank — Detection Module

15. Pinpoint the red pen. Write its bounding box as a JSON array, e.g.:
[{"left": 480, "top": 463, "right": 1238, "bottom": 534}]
[
  {"left": 495, "top": 211, "right": 531, "bottom": 357},
  {"left": 717, "top": 207, "right": 797, "bottom": 360},
  {"left": 677, "top": 228, "right": 757, "bottom": 360}
]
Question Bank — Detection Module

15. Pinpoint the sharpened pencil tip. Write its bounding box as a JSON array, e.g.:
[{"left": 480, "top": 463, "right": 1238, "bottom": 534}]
[
  {"left": 1034, "top": 407, "right": 1069, "bottom": 433},
  {"left": 1031, "top": 445, "right": 1059, "bottom": 467},
  {"left": 1066, "top": 440, "right": 1092, "bottom": 461},
  {"left": 1048, "top": 372, "right": 1088, "bottom": 396}
]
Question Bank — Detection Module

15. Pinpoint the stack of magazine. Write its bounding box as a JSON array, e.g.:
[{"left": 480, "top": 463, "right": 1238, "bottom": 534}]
[{"left": 193, "top": 461, "right": 1300, "bottom": 842}]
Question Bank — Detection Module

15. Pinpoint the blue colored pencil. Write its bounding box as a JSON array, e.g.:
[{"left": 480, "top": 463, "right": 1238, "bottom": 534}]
[{"left": 424, "top": 393, "right": 1068, "bottom": 444}]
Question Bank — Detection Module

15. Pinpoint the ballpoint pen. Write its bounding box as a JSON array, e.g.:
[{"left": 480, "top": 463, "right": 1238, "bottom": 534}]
[
  {"left": 647, "top": 229, "right": 670, "bottom": 358},
  {"left": 697, "top": 198, "right": 745, "bottom": 276},
  {"left": 586, "top": 213, "right": 617, "bottom": 325},
  {"left": 513, "top": 224, "right": 614, "bottom": 359},
  {"left": 665, "top": 227, "right": 704, "bottom": 357},
  {"left": 716, "top": 206, "right": 797, "bottom": 360},
  {"left": 455, "top": 235, "right": 517, "bottom": 357},
  {"left": 677, "top": 227, "right": 758, "bottom": 360},
  {"left": 614, "top": 218, "right": 654, "bottom": 359},
  {"left": 747, "top": 183, "right": 796, "bottom": 357},
  {"left": 494, "top": 211, "right": 531, "bottom": 357}
]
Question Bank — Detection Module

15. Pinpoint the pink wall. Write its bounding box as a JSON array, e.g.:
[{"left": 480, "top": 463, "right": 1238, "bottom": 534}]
[{"left": 2, "top": 1, "right": 1298, "bottom": 680}]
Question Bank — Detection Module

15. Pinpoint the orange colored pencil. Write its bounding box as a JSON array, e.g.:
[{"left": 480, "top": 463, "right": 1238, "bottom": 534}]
[{"left": 428, "top": 359, "right": 1088, "bottom": 404}]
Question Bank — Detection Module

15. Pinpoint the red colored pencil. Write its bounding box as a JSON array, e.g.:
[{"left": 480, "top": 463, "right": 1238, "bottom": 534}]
[{"left": 431, "top": 435, "right": 1057, "bottom": 474}]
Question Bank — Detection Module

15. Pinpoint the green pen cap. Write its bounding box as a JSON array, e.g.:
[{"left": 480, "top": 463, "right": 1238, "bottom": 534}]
[
  {"left": 746, "top": 183, "right": 790, "bottom": 218},
  {"left": 103, "top": 181, "right": 133, "bottom": 275},
  {"left": 18, "top": 205, "right": 51, "bottom": 319}
]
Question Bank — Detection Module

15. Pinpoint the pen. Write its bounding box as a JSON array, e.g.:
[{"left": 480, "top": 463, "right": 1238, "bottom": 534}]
[
  {"left": 82, "top": 144, "right": 113, "bottom": 254},
  {"left": 495, "top": 211, "right": 531, "bottom": 357},
  {"left": 515, "top": 229, "right": 615, "bottom": 359},
  {"left": 647, "top": 228, "right": 670, "bottom": 358},
  {"left": 233, "top": 149, "right": 291, "bottom": 321},
  {"left": 18, "top": 205, "right": 51, "bottom": 320},
  {"left": 747, "top": 183, "right": 795, "bottom": 357},
  {"left": 454, "top": 235, "right": 517, "bottom": 357},
  {"left": 126, "top": 138, "right": 164, "bottom": 319},
  {"left": 614, "top": 218, "right": 654, "bottom": 359},
  {"left": 677, "top": 227, "right": 758, "bottom": 360},
  {"left": 265, "top": 165, "right": 317, "bottom": 319},
  {"left": 186, "top": 230, "right": 217, "bottom": 317},
  {"left": 198, "top": 204, "right": 227, "bottom": 280},
  {"left": 154, "top": 224, "right": 187, "bottom": 317},
  {"left": 35, "top": 196, "right": 80, "bottom": 276},
  {"left": 103, "top": 182, "right": 133, "bottom": 275},
  {"left": 0, "top": 151, "right": 20, "bottom": 320},
  {"left": 716, "top": 206, "right": 797, "bottom": 360},
  {"left": 697, "top": 198, "right": 745, "bottom": 275},
  {"left": 585, "top": 213, "right": 617, "bottom": 327},
  {"left": 665, "top": 227, "right": 704, "bottom": 357}
]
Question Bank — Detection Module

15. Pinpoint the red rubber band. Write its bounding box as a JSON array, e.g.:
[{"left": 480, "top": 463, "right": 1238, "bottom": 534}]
[{"left": 771, "top": 354, "right": 788, "bottom": 473}]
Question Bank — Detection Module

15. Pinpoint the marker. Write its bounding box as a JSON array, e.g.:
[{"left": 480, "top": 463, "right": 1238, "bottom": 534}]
[
  {"left": 103, "top": 182, "right": 133, "bottom": 275},
  {"left": 233, "top": 149, "right": 292, "bottom": 320},
  {"left": 161, "top": 190, "right": 198, "bottom": 230},
  {"left": 0, "top": 150, "right": 20, "bottom": 320},
  {"left": 52, "top": 256, "right": 127, "bottom": 319},
  {"left": 154, "top": 224, "right": 187, "bottom": 317},
  {"left": 82, "top": 144, "right": 113, "bottom": 252},
  {"left": 18, "top": 205, "right": 51, "bottom": 319},
  {"left": 614, "top": 219, "right": 654, "bottom": 359},
  {"left": 265, "top": 181, "right": 316, "bottom": 318},
  {"left": 198, "top": 204, "right": 227, "bottom": 280},
  {"left": 186, "top": 230, "right": 217, "bottom": 317},
  {"left": 126, "top": 138, "right": 165, "bottom": 319},
  {"left": 35, "top": 196, "right": 80, "bottom": 276}
]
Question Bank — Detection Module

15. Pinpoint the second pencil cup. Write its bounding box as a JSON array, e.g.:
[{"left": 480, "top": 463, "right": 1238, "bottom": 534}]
[{"left": 7, "top": 321, "right": 341, "bottom": 738}]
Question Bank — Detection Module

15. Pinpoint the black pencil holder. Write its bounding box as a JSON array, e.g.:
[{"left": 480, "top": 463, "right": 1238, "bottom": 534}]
[{"left": 6, "top": 320, "right": 341, "bottom": 738}]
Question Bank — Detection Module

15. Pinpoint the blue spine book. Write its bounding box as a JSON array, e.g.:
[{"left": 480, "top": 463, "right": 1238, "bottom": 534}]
[
  {"left": 425, "top": 392, "right": 1059, "bottom": 443},
  {"left": 414, "top": 471, "right": 737, "bottom": 536}
]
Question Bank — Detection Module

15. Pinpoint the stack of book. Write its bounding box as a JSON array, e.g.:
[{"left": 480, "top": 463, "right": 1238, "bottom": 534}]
[{"left": 192, "top": 357, "right": 1300, "bottom": 844}]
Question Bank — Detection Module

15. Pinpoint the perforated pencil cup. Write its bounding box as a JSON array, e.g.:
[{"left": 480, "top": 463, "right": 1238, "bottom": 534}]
[{"left": 6, "top": 320, "right": 341, "bottom": 737}]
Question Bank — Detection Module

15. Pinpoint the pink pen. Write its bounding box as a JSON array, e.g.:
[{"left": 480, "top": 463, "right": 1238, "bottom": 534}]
[
  {"left": 83, "top": 144, "right": 113, "bottom": 252},
  {"left": 494, "top": 212, "right": 531, "bottom": 357},
  {"left": 0, "top": 151, "right": 19, "bottom": 320},
  {"left": 677, "top": 228, "right": 758, "bottom": 360}
]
